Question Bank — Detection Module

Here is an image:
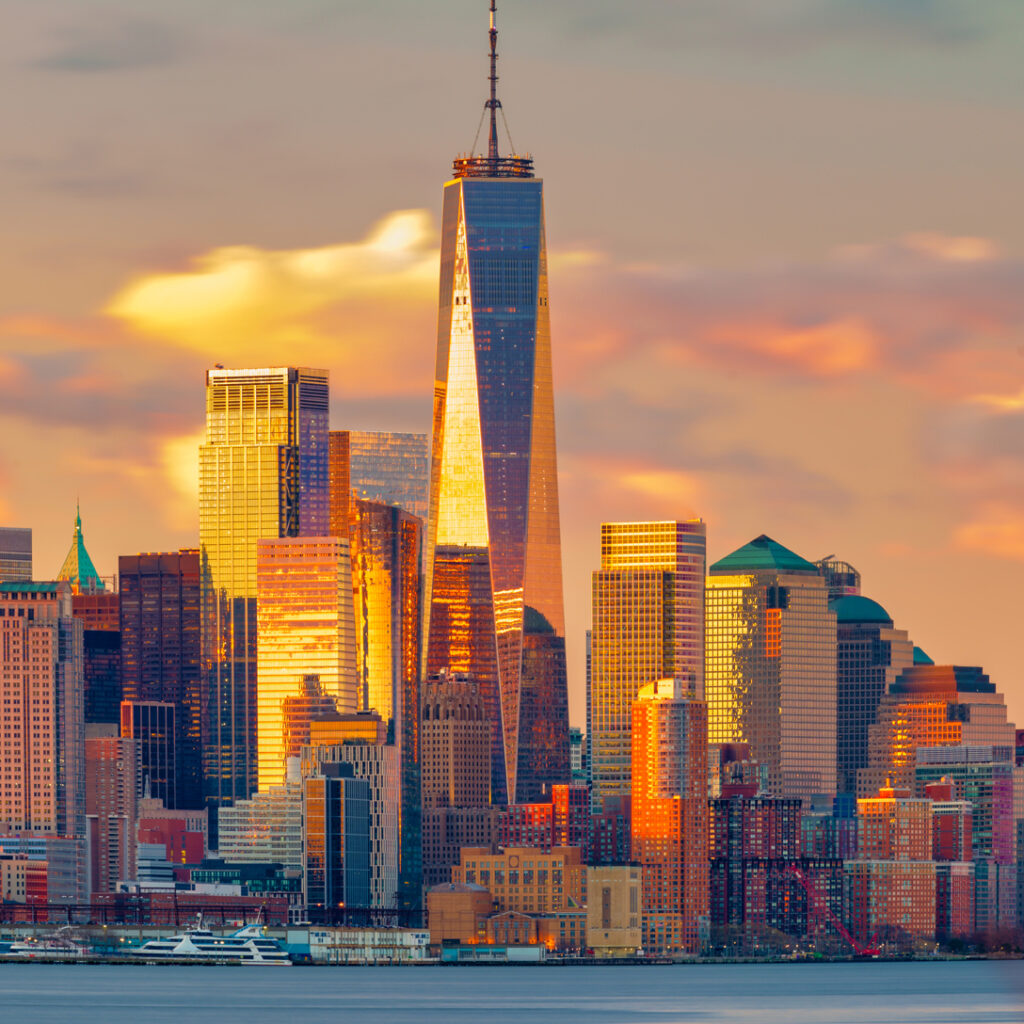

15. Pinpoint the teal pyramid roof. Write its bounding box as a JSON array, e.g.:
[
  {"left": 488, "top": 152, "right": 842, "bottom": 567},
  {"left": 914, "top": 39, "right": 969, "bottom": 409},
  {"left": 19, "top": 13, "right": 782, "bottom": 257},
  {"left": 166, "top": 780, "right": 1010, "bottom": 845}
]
[
  {"left": 913, "top": 646, "right": 934, "bottom": 666},
  {"left": 710, "top": 534, "right": 818, "bottom": 576},
  {"left": 57, "top": 504, "right": 105, "bottom": 592}
]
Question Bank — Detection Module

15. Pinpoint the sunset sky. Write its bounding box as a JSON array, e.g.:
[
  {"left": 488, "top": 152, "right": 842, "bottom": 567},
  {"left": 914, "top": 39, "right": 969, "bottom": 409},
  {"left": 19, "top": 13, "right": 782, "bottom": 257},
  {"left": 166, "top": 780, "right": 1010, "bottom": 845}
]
[{"left": 2, "top": 1, "right": 1024, "bottom": 727}]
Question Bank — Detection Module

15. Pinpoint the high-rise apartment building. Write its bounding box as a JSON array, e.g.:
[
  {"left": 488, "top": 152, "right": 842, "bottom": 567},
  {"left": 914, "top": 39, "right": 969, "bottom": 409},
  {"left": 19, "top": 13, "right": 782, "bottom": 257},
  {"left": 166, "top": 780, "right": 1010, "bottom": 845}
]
[
  {"left": 832, "top": 595, "right": 914, "bottom": 796},
  {"left": 119, "top": 550, "right": 202, "bottom": 808},
  {"left": 199, "top": 366, "right": 329, "bottom": 809},
  {"left": 845, "top": 785, "right": 936, "bottom": 944},
  {"left": 0, "top": 527, "right": 32, "bottom": 582},
  {"left": 255, "top": 536, "right": 357, "bottom": 790},
  {"left": 85, "top": 729, "right": 139, "bottom": 894},
  {"left": 424, "top": 7, "right": 569, "bottom": 805},
  {"left": 631, "top": 678, "right": 709, "bottom": 955},
  {"left": 706, "top": 535, "right": 837, "bottom": 804},
  {"left": 589, "top": 520, "right": 706, "bottom": 811},
  {"left": 0, "top": 582, "right": 85, "bottom": 842}
]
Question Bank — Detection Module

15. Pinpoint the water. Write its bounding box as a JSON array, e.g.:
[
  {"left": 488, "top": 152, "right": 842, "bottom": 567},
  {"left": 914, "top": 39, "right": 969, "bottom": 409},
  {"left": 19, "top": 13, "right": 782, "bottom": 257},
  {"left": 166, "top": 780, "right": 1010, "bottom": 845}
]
[{"left": 0, "top": 961, "right": 1021, "bottom": 1023}]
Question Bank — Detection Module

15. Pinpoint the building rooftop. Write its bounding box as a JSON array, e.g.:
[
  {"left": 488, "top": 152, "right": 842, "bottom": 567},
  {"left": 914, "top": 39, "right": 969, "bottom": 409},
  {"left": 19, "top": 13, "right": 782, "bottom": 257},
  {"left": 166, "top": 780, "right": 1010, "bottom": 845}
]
[
  {"left": 0, "top": 581, "right": 58, "bottom": 594},
  {"left": 709, "top": 534, "right": 818, "bottom": 576},
  {"left": 913, "top": 646, "right": 934, "bottom": 665},
  {"left": 830, "top": 595, "right": 893, "bottom": 626}
]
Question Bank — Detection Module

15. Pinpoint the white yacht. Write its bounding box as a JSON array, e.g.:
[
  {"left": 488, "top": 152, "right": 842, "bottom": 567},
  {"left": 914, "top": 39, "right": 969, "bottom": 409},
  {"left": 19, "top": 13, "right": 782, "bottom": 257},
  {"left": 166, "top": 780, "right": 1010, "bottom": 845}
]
[{"left": 135, "top": 922, "right": 292, "bottom": 965}]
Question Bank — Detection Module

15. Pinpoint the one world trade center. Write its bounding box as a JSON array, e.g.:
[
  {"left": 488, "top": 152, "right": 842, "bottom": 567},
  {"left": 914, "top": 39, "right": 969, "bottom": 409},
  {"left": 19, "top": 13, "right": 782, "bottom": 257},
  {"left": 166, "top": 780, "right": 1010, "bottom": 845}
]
[{"left": 425, "top": 1, "right": 569, "bottom": 805}]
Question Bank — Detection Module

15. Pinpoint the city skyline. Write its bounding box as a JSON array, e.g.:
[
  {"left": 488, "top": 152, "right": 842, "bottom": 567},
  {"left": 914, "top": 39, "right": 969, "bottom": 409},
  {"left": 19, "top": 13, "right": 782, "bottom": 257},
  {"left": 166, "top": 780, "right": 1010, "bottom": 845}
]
[{"left": 3, "top": 3, "right": 1024, "bottom": 733}]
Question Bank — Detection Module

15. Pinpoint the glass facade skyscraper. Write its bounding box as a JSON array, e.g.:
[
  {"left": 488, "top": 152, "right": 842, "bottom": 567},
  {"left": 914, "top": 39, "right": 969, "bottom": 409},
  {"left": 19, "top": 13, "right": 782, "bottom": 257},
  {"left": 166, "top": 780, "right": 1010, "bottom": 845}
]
[
  {"left": 255, "top": 536, "right": 358, "bottom": 791},
  {"left": 831, "top": 595, "right": 914, "bottom": 797},
  {"left": 346, "top": 431, "right": 429, "bottom": 521},
  {"left": 119, "top": 549, "right": 203, "bottom": 808},
  {"left": 199, "top": 367, "right": 329, "bottom": 810},
  {"left": 424, "top": 17, "right": 568, "bottom": 804},
  {"left": 706, "top": 535, "right": 837, "bottom": 805},
  {"left": 589, "top": 520, "right": 706, "bottom": 812}
]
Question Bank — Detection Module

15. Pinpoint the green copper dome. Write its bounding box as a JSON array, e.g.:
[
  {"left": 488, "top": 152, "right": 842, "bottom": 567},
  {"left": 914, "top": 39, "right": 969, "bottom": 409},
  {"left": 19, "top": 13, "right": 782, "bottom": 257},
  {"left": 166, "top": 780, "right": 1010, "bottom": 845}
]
[
  {"left": 56, "top": 504, "right": 105, "bottom": 592},
  {"left": 709, "top": 534, "right": 818, "bottom": 576},
  {"left": 830, "top": 595, "right": 893, "bottom": 625}
]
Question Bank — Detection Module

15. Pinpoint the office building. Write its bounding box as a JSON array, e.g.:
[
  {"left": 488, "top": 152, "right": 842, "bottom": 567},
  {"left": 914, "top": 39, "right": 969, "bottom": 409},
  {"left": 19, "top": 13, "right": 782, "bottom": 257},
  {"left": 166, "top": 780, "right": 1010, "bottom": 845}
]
[
  {"left": 120, "top": 700, "right": 177, "bottom": 807},
  {"left": 0, "top": 527, "right": 31, "bottom": 582},
  {"left": 303, "top": 764, "right": 370, "bottom": 919},
  {"left": 0, "top": 582, "right": 84, "bottom": 840},
  {"left": 631, "top": 678, "right": 709, "bottom": 955},
  {"left": 199, "top": 366, "right": 329, "bottom": 809},
  {"left": 860, "top": 665, "right": 1015, "bottom": 797},
  {"left": 589, "top": 520, "right": 706, "bottom": 811},
  {"left": 303, "top": 733, "right": 400, "bottom": 910},
  {"left": 706, "top": 534, "right": 837, "bottom": 804},
  {"left": 453, "top": 845, "right": 586, "bottom": 916},
  {"left": 424, "top": 8, "right": 569, "bottom": 805},
  {"left": 255, "top": 536, "right": 358, "bottom": 790},
  {"left": 832, "top": 595, "right": 914, "bottom": 796},
  {"left": 119, "top": 550, "right": 202, "bottom": 808}
]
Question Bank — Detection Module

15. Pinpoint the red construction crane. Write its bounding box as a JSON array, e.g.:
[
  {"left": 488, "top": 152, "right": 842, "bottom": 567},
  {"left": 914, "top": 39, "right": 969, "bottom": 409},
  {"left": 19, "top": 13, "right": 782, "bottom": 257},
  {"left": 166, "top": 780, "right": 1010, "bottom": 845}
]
[{"left": 788, "top": 866, "right": 880, "bottom": 957}]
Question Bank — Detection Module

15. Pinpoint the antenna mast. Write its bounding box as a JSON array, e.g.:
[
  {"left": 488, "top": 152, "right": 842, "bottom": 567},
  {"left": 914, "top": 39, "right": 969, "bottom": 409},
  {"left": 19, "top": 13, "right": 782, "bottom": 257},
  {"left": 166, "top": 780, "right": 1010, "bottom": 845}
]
[{"left": 486, "top": 0, "right": 501, "bottom": 165}]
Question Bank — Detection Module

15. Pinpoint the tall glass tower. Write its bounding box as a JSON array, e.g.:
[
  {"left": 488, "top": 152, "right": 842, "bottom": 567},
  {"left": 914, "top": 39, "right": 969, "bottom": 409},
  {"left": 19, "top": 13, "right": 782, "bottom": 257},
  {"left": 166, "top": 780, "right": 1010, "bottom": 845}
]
[
  {"left": 425, "top": 2, "right": 568, "bottom": 805},
  {"left": 199, "top": 367, "right": 329, "bottom": 813}
]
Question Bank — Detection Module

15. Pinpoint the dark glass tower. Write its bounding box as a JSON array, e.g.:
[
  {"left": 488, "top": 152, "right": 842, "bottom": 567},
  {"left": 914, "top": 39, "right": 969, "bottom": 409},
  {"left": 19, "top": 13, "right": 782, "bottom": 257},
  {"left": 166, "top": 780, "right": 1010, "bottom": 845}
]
[
  {"left": 425, "top": 2, "right": 569, "bottom": 804},
  {"left": 119, "top": 549, "right": 203, "bottom": 808}
]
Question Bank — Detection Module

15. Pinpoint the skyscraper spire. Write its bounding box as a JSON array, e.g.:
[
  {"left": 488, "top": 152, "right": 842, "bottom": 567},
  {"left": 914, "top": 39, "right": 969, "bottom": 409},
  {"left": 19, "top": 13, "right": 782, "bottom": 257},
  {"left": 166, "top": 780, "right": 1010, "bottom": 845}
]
[
  {"left": 486, "top": 0, "right": 500, "bottom": 165},
  {"left": 453, "top": 0, "right": 532, "bottom": 179}
]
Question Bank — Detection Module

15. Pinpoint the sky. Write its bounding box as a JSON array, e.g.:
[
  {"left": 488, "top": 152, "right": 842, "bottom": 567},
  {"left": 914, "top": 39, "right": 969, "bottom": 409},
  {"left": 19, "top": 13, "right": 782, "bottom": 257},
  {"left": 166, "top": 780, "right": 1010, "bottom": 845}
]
[{"left": 2, "top": 1, "right": 1024, "bottom": 728}]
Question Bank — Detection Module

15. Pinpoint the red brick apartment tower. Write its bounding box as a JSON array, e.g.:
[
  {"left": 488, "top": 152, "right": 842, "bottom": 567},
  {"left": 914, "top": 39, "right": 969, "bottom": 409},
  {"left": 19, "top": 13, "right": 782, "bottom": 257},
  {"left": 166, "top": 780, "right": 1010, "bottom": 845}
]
[{"left": 631, "top": 678, "right": 709, "bottom": 955}]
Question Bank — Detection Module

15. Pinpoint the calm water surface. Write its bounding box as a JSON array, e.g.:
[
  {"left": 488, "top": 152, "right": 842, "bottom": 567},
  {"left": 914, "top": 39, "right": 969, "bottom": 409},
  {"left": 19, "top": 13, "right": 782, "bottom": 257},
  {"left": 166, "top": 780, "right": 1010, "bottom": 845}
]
[{"left": 0, "top": 961, "right": 1021, "bottom": 1023}]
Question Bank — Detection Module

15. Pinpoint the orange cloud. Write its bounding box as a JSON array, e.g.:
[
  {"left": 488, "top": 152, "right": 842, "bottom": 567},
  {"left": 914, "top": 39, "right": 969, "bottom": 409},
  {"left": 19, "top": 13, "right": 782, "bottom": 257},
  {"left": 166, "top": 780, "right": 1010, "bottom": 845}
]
[
  {"left": 708, "top": 317, "right": 878, "bottom": 376},
  {"left": 104, "top": 209, "right": 439, "bottom": 395},
  {"left": 903, "top": 233, "right": 999, "bottom": 264},
  {"left": 954, "top": 505, "right": 1024, "bottom": 561}
]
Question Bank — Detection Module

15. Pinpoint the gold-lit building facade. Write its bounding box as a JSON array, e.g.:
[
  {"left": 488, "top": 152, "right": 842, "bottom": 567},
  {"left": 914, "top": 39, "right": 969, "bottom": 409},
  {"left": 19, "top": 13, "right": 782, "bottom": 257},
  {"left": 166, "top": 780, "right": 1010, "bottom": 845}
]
[
  {"left": 858, "top": 665, "right": 1015, "bottom": 798},
  {"left": 255, "top": 536, "right": 357, "bottom": 791},
  {"left": 706, "top": 535, "right": 837, "bottom": 804},
  {"left": 424, "top": 96, "right": 569, "bottom": 806},
  {"left": 589, "top": 521, "right": 706, "bottom": 811},
  {"left": 630, "top": 678, "right": 709, "bottom": 955},
  {"left": 199, "top": 366, "right": 329, "bottom": 809},
  {"left": 348, "top": 499, "right": 422, "bottom": 728},
  {"left": 327, "top": 433, "right": 425, "bottom": 909}
]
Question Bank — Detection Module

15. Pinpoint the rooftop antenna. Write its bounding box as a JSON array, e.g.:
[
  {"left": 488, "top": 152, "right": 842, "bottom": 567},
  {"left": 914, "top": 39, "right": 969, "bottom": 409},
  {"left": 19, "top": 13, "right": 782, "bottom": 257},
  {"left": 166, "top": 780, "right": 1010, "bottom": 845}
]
[{"left": 486, "top": 0, "right": 500, "bottom": 166}]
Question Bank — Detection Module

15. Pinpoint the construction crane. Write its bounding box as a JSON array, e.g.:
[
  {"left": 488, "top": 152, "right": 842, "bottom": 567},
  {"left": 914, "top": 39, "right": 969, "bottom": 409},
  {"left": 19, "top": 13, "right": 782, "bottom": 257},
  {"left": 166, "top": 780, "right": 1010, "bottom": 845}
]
[{"left": 788, "top": 866, "right": 880, "bottom": 958}]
